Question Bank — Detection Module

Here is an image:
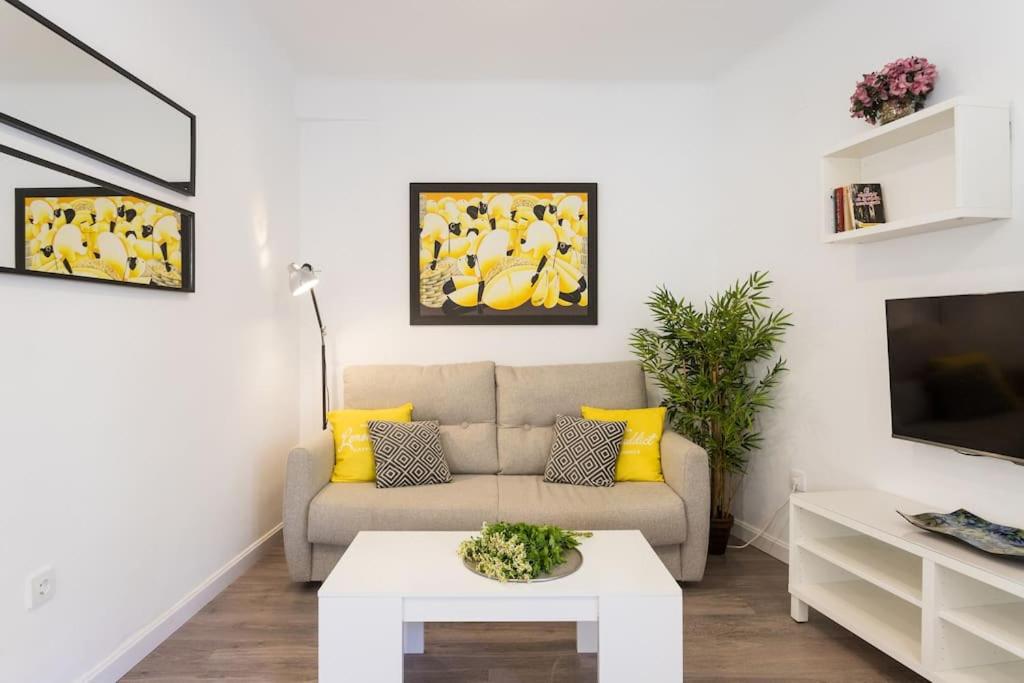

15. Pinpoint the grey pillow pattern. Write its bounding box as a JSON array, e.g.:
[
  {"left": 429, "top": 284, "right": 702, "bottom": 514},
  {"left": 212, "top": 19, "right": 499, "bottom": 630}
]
[
  {"left": 367, "top": 420, "right": 453, "bottom": 488},
  {"left": 543, "top": 415, "right": 626, "bottom": 487}
]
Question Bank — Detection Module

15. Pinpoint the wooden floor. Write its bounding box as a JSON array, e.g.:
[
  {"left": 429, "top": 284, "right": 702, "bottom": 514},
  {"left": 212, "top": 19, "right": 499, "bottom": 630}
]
[{"left": 124, "top": 536, "right": 924, "bottom": 682}]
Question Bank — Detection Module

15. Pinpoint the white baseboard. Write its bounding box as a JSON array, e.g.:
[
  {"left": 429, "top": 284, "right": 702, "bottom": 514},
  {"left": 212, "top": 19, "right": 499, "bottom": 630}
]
[
  {"left": 80, "top": 523, "right": 283, "bottom": 683},
  {"left": 732, "top": 518, "right": 789, "bottom": 564}
]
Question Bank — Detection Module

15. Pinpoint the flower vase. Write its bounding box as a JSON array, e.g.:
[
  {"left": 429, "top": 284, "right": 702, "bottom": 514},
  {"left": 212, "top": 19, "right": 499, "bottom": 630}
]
[{"left": 878, "top": 98, "right": 918, "bottom": 125}]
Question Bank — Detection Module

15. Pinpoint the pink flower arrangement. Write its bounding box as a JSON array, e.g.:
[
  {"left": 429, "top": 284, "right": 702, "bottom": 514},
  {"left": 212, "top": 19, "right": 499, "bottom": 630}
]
[{"left": 850, "top": 57, "right": 938, "bottom": 124}]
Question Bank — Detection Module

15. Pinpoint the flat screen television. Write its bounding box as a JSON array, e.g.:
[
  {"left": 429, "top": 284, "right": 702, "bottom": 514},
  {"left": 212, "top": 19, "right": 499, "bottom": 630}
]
[{"left": 886, "top": 291, "right": 1024, "bottom": 465}]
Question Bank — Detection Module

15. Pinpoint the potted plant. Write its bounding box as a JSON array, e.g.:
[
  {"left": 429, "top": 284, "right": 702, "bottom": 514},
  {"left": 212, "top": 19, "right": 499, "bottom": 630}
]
[
  {"left": 850, "top": 56, "right": 938, "bottom": 125},
  {"left": 630, "top": 272, "right": 791, "bottom": 555}
]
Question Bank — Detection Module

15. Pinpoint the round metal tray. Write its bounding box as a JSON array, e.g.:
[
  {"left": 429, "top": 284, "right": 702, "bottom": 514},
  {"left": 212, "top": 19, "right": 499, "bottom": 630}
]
[{"left": 463, "top": 548, "right": 583, "bottom": 583}]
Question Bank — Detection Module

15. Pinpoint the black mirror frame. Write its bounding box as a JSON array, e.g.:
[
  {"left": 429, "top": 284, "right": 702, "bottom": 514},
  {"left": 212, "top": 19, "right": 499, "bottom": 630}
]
[
  {"left": 0, "top": 0, "right": 197, "bottom": 196},
  {"left": 0, "top": 144, "right": 196, "bottom": 293}
]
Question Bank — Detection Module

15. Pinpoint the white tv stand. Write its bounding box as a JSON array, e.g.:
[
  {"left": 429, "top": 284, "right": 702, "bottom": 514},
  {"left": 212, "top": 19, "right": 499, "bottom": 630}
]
[{"left": 789, "top": 490, "right": 1024, "bottom": 682}]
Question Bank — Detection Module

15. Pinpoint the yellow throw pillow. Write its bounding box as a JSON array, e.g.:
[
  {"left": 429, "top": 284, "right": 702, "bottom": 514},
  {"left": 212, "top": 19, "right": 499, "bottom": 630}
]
[
  {"left": 581, "top": 405, "right": 666, "bottom": 482},
  {"left": 326, "top": 403, "right": 413, "bottom": 482}
]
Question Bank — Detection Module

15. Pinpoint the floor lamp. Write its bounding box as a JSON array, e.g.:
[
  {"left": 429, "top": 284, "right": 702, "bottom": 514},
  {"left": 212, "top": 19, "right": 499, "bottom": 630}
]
[{"left": 289, "top": 262, "right": 328, "bottom": 430}]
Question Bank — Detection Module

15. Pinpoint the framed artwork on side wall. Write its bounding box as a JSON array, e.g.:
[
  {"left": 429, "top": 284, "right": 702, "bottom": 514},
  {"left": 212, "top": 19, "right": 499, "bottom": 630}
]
[
  {"left": 410, "top": 182, "right": 597, "bottom": 325},
  {"left": 0, "top": 145, "right": 195, "bottom": 292},
  {"left": 17, "top": 188, "right": 191, "bottom": 290}
]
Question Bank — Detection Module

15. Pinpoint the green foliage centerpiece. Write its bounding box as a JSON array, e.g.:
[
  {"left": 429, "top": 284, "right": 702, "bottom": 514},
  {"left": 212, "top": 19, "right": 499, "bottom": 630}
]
[
  {"left": 629, "top": 272, "right": 791, "bottom": 554},
  {"left": 458, "top": 522, "right": 591, "bottom": 582}
]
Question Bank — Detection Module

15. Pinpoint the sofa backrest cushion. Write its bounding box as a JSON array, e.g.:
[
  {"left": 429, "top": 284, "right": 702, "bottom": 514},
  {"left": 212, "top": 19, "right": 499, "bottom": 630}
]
[
  {"left": 495, "top": 361, "right": 647, "bottom": 474},
  {"left": 343, "top": 361, "right": 498, "bottom": 474}
]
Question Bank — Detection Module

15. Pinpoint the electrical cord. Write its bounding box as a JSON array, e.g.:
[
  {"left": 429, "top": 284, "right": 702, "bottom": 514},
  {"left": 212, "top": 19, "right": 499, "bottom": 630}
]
[{"left": 726, "top": 481, "right": 799, "bottom": 550}]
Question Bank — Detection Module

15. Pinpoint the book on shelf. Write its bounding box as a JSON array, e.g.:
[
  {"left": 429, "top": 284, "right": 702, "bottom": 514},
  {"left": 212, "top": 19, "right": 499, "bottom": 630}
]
[
  {"left": 832, "top": 186, "right": 846, "bottom": 232},
  {"left": 850, "top": 183, "right": 885, "bottom": 229},
  {"left": 843, "top": 186, "right": 854, "bottom": 231},
  {"left": 831, "top": 183, "right": 885, "bottom": 232}
]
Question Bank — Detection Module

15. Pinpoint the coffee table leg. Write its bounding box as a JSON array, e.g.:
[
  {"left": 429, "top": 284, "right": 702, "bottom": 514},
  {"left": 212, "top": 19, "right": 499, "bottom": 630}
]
[
  {"left": 403, "top": 621, "right": 425, "bottom": 654},
  {"left": 319, "top": 596, "right": 403, "bottom": 682},
  {"left": 598, "top": 595, "right": 682, "bottom": 682},
  {"left": 576, "top": 621, "right": 598, "bottom": 653}
]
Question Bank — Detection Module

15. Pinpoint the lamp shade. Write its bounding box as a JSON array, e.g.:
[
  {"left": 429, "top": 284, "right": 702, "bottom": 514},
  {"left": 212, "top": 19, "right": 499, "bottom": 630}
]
[{"left": 288, "top": 262, "right": 319, "bottom": 296}]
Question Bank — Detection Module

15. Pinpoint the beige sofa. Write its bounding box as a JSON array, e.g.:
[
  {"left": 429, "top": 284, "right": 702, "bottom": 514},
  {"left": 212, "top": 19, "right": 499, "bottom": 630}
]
[{"left": 283, "top": 361, "right": 710, "bottom": 582}]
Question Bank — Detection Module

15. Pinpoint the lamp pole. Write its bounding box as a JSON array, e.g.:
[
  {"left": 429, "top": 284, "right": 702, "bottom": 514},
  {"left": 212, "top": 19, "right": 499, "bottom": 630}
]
[
  {"left": 308, "top": 285, "right": 327, "bottom": 430},
  {"left": 289, "top": 262, "right": 328, "bottom": 431}
]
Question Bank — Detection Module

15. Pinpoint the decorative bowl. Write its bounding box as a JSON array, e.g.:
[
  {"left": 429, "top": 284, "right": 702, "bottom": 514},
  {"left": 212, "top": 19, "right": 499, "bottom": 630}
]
[
  {"left": 463, "top": 548, "right": 583, "bottom": 582},
  {"left": 898, "top": 509, "right": 1024, "bottom": 558}
]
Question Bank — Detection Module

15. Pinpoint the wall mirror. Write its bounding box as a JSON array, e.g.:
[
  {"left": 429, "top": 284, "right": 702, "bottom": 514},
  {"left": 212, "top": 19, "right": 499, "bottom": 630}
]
[
  {"left": 0, "top": 0, "right": 196, "bottom": 195},
  {"left": 0, "top": 145, "right": 195, "bottom": 292}
]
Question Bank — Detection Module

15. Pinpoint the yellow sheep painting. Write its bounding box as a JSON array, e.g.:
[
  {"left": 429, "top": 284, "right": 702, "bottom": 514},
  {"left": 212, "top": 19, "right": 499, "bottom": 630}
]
[
  {"left": 412, "top": 184, "right": 596, "bottom": 325},
  {"left": 18, "top": 191, "right": 187, "bottom": 290}
]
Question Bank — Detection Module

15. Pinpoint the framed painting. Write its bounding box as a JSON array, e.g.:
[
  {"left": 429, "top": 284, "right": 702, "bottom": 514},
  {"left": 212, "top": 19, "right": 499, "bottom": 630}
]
[
  {"left": 410, "top": 182, "right": 597, "bottom": 325},
  {"left": 1, "top": 144, "right": 194, "bottom": 292},
  {"left": 15, "top": 187, "right": 193, "bottom": 291}
]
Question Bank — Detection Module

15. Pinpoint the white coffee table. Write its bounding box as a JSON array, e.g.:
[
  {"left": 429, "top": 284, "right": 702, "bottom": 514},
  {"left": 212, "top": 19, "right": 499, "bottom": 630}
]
[{"left": 318, "top": 529, "right": 682, "bottom": 682}]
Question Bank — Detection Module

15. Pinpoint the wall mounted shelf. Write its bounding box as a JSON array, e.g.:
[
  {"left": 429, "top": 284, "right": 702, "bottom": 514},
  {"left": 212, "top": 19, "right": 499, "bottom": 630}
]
[{"left": 821, "top": 97, "right": 1012, "bottom": 245}]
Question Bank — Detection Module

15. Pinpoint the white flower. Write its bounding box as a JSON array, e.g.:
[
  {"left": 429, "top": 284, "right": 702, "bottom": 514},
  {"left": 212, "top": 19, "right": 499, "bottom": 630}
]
[{"left": 458, "top": 524, "right": 533, "bottom": 582}]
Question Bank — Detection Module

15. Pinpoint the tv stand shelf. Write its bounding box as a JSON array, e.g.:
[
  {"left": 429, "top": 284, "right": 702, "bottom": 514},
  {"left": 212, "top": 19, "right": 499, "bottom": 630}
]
[{"left": 790, "top": 490, "right": 1024, "bottom": 682}]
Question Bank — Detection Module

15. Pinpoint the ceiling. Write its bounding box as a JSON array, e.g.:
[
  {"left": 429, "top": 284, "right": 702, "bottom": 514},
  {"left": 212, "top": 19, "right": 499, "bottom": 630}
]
[{"left": 251, "top": 0, "right": 819, "bottom": 81}]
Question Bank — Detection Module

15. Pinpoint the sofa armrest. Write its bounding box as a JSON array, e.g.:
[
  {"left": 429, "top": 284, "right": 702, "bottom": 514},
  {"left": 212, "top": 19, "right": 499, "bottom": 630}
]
[
  {"left": 661, "top": 430, "right": 710, "bottom": 581},
  {"left": 283, "top": 429, "right": 334, "bottom": 581}
]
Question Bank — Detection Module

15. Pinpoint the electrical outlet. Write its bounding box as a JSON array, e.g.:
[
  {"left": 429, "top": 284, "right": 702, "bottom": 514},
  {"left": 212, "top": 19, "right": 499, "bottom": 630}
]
[
  {"left": 790, "top": 470, "right": 807, "bottom": 492},
  {"left": 26, "top": 566, "right": 55, "bottom": 610}
]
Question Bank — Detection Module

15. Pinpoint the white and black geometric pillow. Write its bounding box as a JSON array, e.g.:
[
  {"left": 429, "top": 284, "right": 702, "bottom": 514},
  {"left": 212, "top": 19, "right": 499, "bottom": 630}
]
[
  {"left": 367, "top": 420, "right": 453, "bottom": 489},
  {"left": 544, "top": 415, "right": 626, "bottom": 487}
]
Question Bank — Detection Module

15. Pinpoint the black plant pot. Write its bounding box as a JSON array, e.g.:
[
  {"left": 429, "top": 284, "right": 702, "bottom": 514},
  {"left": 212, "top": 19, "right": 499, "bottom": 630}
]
[{"left": 708, "top": 514, "right": 734, "bottom": 555}]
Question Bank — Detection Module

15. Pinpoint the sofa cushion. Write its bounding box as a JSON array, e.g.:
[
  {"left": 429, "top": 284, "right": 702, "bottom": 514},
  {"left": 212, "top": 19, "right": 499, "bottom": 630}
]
[
  {"left": 496, "top": 475, "right": 687, "bottom": 547},
  {"left": 367, "top": 420, "right": 453, "bottom": 489},
  {"left": 326, "top": 403, "right": 413, "bottom": 482},
  {"left": 308, "top": 474, "right": 498, "bottom": 546},
  {"left": 543, "top": 415, "right": 626, "bottom": 487},
  {"left": 496, "top": 361, "right": 647, "bottom": 474},
  {"left": 581, "top": 405, "right": 667, "bottom": 482},
  {"left": 344, "top": 362, "right": 497, "bottom": 474}
]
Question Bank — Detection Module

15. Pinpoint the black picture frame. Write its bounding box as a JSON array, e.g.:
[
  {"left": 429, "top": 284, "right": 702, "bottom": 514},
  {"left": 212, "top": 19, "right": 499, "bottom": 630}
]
[
  {"left": 409, "top": 182, "right": 597, "bottom": 326},
  {"left": 0, "top": 0, "right": 197, "bottom": 196},
  {"left": 2, "top": 144, "right": 195, "bottom": 293}
]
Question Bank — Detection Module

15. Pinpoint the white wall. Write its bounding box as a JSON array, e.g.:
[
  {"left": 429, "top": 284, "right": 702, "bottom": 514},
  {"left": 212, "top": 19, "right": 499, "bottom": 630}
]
[
  {"left": 0, "top": 2, "right": 299, "bottom": 681},
  {"left": 713, "top": 0, "right": 1024, "bottom": 550},
  {"left": 295, "top": 80, "right": 718, "bottom": 440}
]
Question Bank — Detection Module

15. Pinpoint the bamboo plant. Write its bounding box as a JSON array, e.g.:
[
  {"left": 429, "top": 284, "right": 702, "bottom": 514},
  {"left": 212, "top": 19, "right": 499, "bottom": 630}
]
[{"left": 629, "top": 272, "right": 791, "bottom": 521}]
